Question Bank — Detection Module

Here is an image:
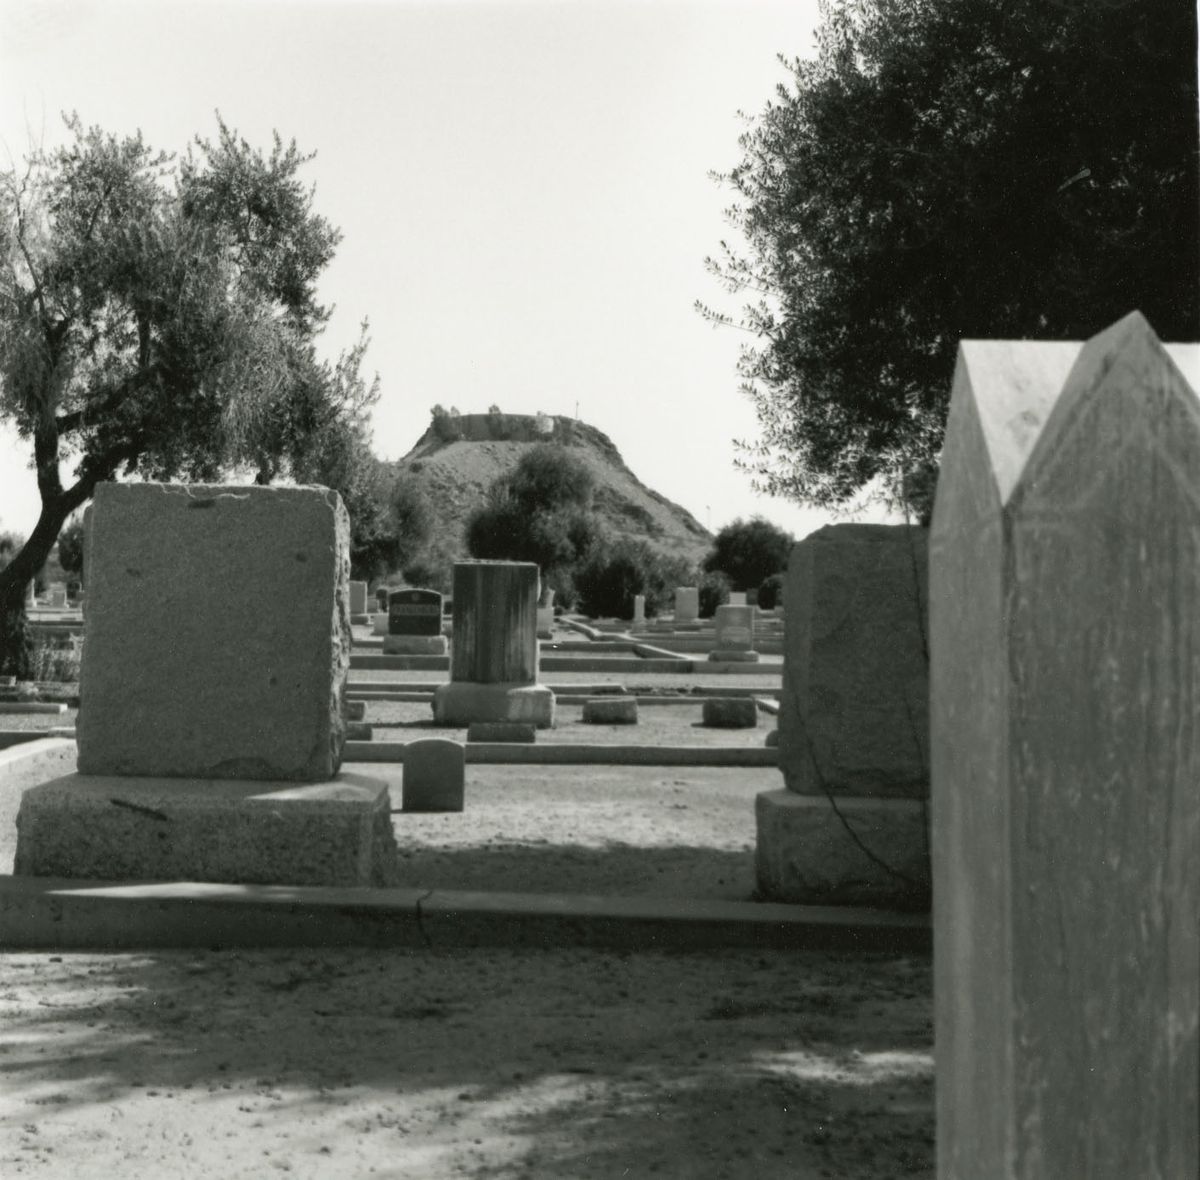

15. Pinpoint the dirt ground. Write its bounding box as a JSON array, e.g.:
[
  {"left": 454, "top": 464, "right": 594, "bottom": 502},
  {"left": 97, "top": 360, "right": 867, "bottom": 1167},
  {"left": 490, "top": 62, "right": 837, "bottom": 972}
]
[{"left": 1, "top": 678, "right": 934, "bottom": 1178}]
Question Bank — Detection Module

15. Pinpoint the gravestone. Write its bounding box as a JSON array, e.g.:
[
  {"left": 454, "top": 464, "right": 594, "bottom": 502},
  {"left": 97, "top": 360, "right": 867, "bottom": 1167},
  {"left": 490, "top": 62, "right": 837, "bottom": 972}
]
[
  {"left": 582, "top": 697, "right": 638, "bottom": 725},
  {"left": 536, "top": 605, "right": 554, "bottom": 640},
  {"left": 349, "top": 580, "right": 368, "bottom": 621},
  {"left": 674, "top": 586, "right": 699, "bottom": 625},
  {"left": 727, "top": 591, "right": 746, "bottom": 606},
  {"left": 755, "top": 524, "right": 930, "bottom": 907},
  {"left": 375, "top": 586, "right": 389, "bottom": 611},
  {"left": 15, "top": 482, "right": 398, "bottom": 888},
  {"left": 433, "top": 561, "right": 554, "bottom": 727},
  {"left": 403, "top": 737, "right": 465, "bottom": 811},
  {"left": 709, "top": 603, "right": 759, "bottom": 663},
  {"left": 466, "top": 721, "right": 536, "bottom": 743},
  {"left": 384, "top": 587, "right": 447, "bottom": 655},
  {"left": 48, "top": 584, "right": 67, "bottom": 608},
  {"left": 701, "top": 697, "right": 757, "bottom": 728},
  {"left": 931, "top": 312, "right": 1199, "bottom": 1178},
  {"left": 632, "top": 594, "right": 645, "bottom": 626}
]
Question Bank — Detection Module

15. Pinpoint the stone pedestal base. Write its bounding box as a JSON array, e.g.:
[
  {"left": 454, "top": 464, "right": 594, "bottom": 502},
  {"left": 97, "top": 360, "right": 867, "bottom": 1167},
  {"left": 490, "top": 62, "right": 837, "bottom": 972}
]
[
  {"left": 14, "top": 771, "right": 399, "bottom": 887},
  {"left": 755, "top": 789, "right": 929, "bottom": 909},
  {"left": 432, "top": 681, "right": 555, "bottom": 728},
  {"left": 708, "top": 650, "right": 760, "bottom": 663},
  {"left": 383, "top": 634, "right": 448, "bottom": 655}
]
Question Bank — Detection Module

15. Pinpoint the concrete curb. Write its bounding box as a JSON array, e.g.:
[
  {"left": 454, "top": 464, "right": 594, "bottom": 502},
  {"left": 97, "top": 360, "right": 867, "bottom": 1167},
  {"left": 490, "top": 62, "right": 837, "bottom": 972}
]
[
  {"left": 344, "top": 742, "right": 779, "bottom": 766},
  {"left": 0, "top": 875, "right": 930, "bottom": 953}
]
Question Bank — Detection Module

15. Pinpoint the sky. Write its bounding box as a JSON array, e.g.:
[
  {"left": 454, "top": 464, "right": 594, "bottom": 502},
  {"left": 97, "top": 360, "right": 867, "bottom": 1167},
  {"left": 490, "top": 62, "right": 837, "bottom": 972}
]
[{"left": 0, "top": 0, "right": 892, "bottom": 542}]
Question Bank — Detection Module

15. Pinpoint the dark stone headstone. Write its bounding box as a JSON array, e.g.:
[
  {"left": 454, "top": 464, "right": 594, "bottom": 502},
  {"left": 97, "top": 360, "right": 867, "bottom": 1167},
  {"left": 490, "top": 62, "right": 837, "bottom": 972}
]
[{"left": 388, "top": 588, "right": 443, "bottom": 638}]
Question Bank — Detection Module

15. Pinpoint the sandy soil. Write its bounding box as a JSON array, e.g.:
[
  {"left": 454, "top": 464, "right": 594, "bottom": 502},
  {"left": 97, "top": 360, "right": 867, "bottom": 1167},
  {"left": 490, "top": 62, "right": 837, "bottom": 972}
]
[
  {"left": 1, "top": 664, "right": 934, "bottom": 1177},
  {"left": 0, "top": 948, "right": 932, "bottom": 1180}
]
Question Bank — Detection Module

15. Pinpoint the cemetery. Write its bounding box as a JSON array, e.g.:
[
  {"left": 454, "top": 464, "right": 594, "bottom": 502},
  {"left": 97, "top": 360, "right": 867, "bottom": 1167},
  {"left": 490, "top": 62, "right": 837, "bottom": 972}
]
[{"left": 0, "top": 315, "right": 1195, "bottom": 1176}]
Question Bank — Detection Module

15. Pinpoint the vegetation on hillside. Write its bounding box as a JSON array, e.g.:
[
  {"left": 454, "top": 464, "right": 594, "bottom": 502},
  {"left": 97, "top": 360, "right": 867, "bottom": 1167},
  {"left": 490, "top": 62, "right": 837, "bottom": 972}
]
[{"left": 702, "top": 516, "right": 793, "bottom": 593}]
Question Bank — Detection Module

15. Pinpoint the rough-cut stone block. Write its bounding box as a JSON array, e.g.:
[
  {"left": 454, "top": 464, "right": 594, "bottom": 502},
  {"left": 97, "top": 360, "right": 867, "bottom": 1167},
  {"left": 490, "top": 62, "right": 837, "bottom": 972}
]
[
  {"left": 779, "top": 524, "right": 928, "bottom": 799},
  {"left": 755, "top": 789, "right": 929, "bottom": 908},
  {"left": 701, "top": 697, "right": 758, "bottom": 728},
  {"left": 382, "top": 634, "right": 448, "bottom": 655},
  {"left": 466, "top": 722, "right": 536, "bottom": 743},
  {"left": 581, "top": 697, "right": 639, "bottom": 725},
  {"left": 450, "top": 562, "right": 539, "bottom": 684},
  {"left": 14, "top": 771, "right": 398, "bottom": 887},
  {"left": 402, "top": 738, "right": 465, "bottom": 812},
  {"left": 77, "top": 483, "right": 350, "bottom": 781},
  {"left": 432, "top": 682, "right": 555, "bottom": 729},
  {"left": 931, "top": 313, "right": 1200, "bottom": 1178}
]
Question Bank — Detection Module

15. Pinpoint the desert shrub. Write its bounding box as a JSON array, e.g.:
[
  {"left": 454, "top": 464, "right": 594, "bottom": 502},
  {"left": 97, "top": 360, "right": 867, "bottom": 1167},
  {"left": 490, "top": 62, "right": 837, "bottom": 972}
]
[
  {"left": 698, "top": 570, "right": 731, "bottom": 618},
  {"left": 757, "top": 572, "right": 785, "bottom": 610}
]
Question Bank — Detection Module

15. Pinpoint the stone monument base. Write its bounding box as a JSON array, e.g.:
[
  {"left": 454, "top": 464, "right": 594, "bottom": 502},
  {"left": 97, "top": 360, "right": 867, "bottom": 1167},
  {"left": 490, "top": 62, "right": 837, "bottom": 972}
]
[
  {"left": 15, "top": 771, "right": 399, "bottom": 888},
  {"left": 708, "top": 650, "right": 760, "bottom": 663},
  {"left": 383, "top": 634, "right": 448, "bottom": 655},
  {"left": 432, "top": 681, "right": 555, "bottom": 729},
  {"left": 755, "top": 789, "right": 929, "bottom": 910}
]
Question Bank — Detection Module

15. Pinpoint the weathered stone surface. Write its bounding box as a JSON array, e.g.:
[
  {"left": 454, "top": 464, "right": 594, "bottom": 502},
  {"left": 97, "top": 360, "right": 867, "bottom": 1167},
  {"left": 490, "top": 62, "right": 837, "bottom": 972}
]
[
  {"left": 581, "top": 697, "right": 639, "bottom": 725},
  {"left": 14, "top": 771, "right": 398, "bottom": 887},
  {"left": 931, "top": 313, "right": 1200, "bottom": 1179},
  {"left": 432, "top": 682, "right": 555, "bottom": 728},
  {"left": 674, "top": 587, "right": 699, "bottom": 624},
  {"left": 76, "top": 483, "right": 350, "bottom": 781},
  {"left": 450, "top": 563, "right": 539, "bottom": 684},
  {"left": 465, "top": 722, "right": 536, "bottom": 743},
  {"left": 382, "top": 634, "right": 448, "bottom": 655},
  {"left": 701, "top": 697, "right": 758, "bottom": 728},
  {"left": 778, "top": 524, "right": 928, "bottom": 799},
  {"left": 755, "top": 789, "right": 930, "bottom": 908},
  {"left": 402, "top": 738, "right": 465, "bottom": 812},
  {"left": 713, "top": 604, "right": 754, "bottom": 649}
]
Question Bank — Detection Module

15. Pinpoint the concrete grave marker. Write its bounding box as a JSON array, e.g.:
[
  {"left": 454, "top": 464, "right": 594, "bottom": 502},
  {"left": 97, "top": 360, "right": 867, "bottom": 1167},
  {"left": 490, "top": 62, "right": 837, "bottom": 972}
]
[
  {"left": 674, "top": 586, "right": 699, "bottom": 625},
  {"left": 76, "top": 483, "right": 350, "bottom": 780},
  {"left": 349, "top": 579, "right": 368, "bottom": 619},
  {"left": 755, "top": 524, "right": 930, "bottom": 907},
  {"left": 632, "top": 594, "right": 645, "bottom": 626},
  {"left": 931, "top": 312, "right": 1199, "bottom": 1178},
  {"left": 384, "top": 588, "right": 447, "bottom": 655},
  {"left": 17, "top": 481, "right": 399, "bottom": 888},
  {"left": 402, "top": 738, "right": 465, "bottom": 811},
  {"left": 433, "top": 561, "right": 554, "bottom": 727},
  {"left": 709, "top": 603, "right": 759, "bottom": 663}
]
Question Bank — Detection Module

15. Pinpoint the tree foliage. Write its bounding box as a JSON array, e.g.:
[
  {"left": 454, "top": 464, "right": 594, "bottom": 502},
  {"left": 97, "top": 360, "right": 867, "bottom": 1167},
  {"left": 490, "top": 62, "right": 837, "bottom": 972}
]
[
  {"left": 465, "top": 445, "right": 603, "bottom": 597},
  {"left": 574, "top": 538, "right": 693, "bottom": 621},
  {"left": 0, "top": 114, "right": 355, "bottom": 670},
  {"left": 702, "top": 0, "right": 1200, "bottom": 508},
  {"left": 702, "top": 516, "right": 793, "bottom": 591},
  {"left": 55, "top": 518, "right": 85, "bottom": 579}
]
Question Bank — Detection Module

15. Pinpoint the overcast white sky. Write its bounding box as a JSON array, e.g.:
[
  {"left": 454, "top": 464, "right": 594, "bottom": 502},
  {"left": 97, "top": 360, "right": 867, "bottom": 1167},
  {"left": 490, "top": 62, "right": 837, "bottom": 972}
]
[{"left": 0, "top": 0, "right": 891, "bottom": 541}]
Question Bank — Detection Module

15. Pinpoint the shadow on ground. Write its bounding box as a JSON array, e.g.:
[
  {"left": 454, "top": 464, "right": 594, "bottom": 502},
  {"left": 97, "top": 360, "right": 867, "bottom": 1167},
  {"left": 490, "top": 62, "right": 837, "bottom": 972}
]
[{"left": 1, "top": 947, "right": 933, "bottom": 1178}]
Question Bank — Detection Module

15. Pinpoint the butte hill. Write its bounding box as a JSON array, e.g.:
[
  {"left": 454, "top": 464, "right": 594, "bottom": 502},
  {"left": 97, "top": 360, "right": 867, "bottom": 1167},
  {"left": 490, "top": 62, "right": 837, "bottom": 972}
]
[{"left": 388, "top": 411, "right": 712, "bottom": 566}]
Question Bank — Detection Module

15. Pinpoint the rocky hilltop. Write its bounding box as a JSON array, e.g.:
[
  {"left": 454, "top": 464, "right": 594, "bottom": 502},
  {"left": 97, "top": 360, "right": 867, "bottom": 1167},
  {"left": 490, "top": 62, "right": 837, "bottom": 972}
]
[{"left": 390, "top": 411, "right": 712, "bottom": 565}]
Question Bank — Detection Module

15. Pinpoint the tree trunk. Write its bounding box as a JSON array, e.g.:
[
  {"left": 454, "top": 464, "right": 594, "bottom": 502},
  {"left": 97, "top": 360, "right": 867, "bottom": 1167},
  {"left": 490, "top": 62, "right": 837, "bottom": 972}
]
[{"left": 0, "top": 497, "right": 75, "bottom": 678}]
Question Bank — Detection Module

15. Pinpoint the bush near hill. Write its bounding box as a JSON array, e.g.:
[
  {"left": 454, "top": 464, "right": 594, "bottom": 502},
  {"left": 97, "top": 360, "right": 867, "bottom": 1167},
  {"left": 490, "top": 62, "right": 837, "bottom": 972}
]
[
  {"left": 465, "top": 444, "right": 604, "bottom": 604},
  {"left": 757, "top": 572, "right": 785, "bottom": 611},
  {"left": 698, "top": 571, "right": 731, "bottom": 619},
  {"left": 702, "top": 517, "right": 793, "bottom": 592},
  {"left": 575, "top": 538, "right": 694, "bottom": 621}
]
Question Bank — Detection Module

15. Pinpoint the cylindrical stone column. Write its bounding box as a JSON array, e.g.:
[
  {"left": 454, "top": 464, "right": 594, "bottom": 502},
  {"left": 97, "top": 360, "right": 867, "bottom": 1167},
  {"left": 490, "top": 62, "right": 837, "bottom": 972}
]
[{"left": 450, "top": 561, "right": 539, "bottom": 684}]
